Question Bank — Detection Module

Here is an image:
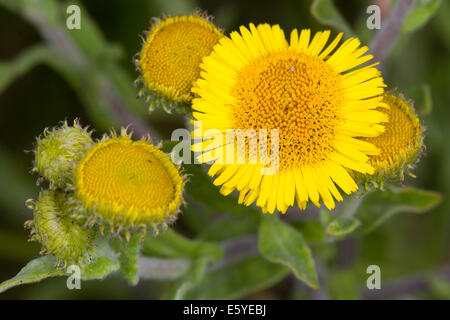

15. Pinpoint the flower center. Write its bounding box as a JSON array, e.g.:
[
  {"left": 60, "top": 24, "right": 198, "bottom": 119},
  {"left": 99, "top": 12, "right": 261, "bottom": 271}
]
[
  {"left": 140, "top": 19, "right": 221, "bottom": 100},
  {"left": 367, "top": 94, "right": 421, "bottom": 168},
  {"left": 76, "top": 139, "right": 177, "bottom": 214},
  {"left": 232, "top": 50, "right": 343, "bottom": 168}
]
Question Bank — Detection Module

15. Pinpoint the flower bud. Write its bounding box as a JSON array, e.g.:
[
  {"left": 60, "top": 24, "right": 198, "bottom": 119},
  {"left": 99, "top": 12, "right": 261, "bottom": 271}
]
[
  {"left": 33, "top": 120, "right": 94, "bottom": 188},
  {"left": 25, "top": 190, "right": 95, "bottom": 268},
  {"left": 135, "top": 12, "right": 223, "bottom": 113}
]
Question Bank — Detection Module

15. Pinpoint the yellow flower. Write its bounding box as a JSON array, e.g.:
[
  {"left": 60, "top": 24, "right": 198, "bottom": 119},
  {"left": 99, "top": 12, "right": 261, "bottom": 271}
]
[
  {"left": 362, "top": 93, "right": 424, "bottom": 186},
  {"left": 136, "top": 12, "right": 223, "bottom": 113},
  {"left": 192, "top": 24, "right": 387, "bottom": 213},
  {"left": 75, "top": 130, "right": 184, "bottom": 234}
]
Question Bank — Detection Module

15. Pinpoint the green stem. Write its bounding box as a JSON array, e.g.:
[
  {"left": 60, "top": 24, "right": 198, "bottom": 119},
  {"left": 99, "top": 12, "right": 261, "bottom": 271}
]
[
  {"left": 335, "top": 193, "right": 366, "bottom": 221},
  {"left": 137, "top": 256, "right": 190, "bottom": 280}
]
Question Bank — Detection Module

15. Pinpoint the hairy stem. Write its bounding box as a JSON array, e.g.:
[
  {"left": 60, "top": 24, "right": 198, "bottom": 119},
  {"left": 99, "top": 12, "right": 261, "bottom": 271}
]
[{"left": 137, "top": 256, "right": 190, "bottom": 280}]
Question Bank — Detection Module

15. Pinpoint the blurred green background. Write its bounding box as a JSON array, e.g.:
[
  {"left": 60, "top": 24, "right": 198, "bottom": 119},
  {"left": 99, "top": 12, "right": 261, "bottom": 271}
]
[{"left": 0, "top": 0, "right": 449, "bottom": 299}]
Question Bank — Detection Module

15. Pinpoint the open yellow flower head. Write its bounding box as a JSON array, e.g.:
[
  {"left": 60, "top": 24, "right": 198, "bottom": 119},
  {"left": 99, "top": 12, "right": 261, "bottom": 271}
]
[
  {"left": 33, "top": 120, "right": 94, "bottom": 188},
  {"left": 361, "top": 92, "right": 424, "bottom": 187},
  {"left": 75, "top": 130, "right": 184, "bottom": 234},
  {"left": 25, "top": 190, "right": 95, "bottom": 268},
  {"left": 136, "top": 12, "right": 223, "bottom": 113},
  {"left": 192, "top": 24, "right": 387, "bottom": 213}
]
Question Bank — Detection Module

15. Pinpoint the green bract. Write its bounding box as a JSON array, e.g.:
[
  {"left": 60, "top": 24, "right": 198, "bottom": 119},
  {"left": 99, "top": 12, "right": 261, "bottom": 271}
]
[{"left": 25, "top": 190, "right": 95, "bottom": 268}]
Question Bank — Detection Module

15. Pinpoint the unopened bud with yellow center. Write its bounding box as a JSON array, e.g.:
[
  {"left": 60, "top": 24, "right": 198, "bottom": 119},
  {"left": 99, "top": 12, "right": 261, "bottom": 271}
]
[
  {"left": 135, "top": 12, "right": 223, "bottom": 113},
  {"left": 74, "top": 129, "right": 184, "bottom": 236},
  {"left": 33, "top": 120, "right": 94, "bottom": 188},
  {"left": 361, "top": 93, "right": 424, "bottom": 188},
  {"left": 25, "top": 190, "right": 95, "bottom": 268}
]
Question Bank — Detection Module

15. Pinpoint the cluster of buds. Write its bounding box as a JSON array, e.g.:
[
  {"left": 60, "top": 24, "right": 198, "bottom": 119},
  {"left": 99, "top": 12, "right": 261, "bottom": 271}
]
[{"left": 26, "top": 121, "right": 184, "bottom": 267}]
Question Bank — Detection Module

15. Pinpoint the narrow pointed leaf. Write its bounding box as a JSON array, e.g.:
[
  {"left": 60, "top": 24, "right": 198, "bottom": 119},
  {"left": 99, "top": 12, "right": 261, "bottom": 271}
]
[
  {"left": 0, "top": 238, "right": 120, "bottom": 293},
  {"left": 402, "top": 0, "right": 442, "bottom": 34},
  {"left": 355, "top": 186, "right": 442, "bottom": 234},
  {"left": 311, "top": 0, "right": 354, "bottom": 36},
  {"left": 0, "top": 256, "right": 65, "bottom": 294},
  {"left": 326, "top": 217, "right": 361, "bottom": 236}
]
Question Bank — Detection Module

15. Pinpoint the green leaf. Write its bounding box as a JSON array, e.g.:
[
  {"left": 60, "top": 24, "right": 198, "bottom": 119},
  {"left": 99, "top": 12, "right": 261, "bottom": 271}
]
[
  {"left": 0, "top": 256, "right": 65, "bottom": 294},
  {"left": 406, "top": 84, "right": 433, "bottom": 115},
  {"left": 0, "top": 238, "right": 120, "bottom": 293},
  {"left": 355, "top": 185, "right": 442, "bottom": 234},
  {"left": 184, "top": 256, "right": 289, "bottom": 299},
  {"left": 320, "top": 196, "right": 363, "bottom": 237},
  {"left": 110, "top": 233, "right": 143, "bottom": 285},
  {"left": 402, "top": 0, "right": 442, "bottom": 34},
  {"left": 289, "top": 220, "right": 327, "bottom": 244},
  {"left": 326, "top": 217, "right": 361, "bottom": 236},
  {"left": 258, "top": 215, "right": 319, "bottom": 289},
  {"left": 142, "top": 229, "right": 223, "bottom": 261},
  {"left": 310, "top": 0, "right": 354, "bottom": 36}
]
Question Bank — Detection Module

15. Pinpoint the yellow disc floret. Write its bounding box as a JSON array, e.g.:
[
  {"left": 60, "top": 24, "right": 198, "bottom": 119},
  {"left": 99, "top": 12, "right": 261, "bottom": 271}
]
[
  {"left": 75, "top": 131, "right": 184, "bottom": 231},
  {"left": 137, "top": 13, "right": 223, "bottom": 112},
  {"left": 363, "top": 93, "right": 424, "bottom": 185},
  {"left": 233, "top": 50, "right": 343, "bottom": 168}
]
